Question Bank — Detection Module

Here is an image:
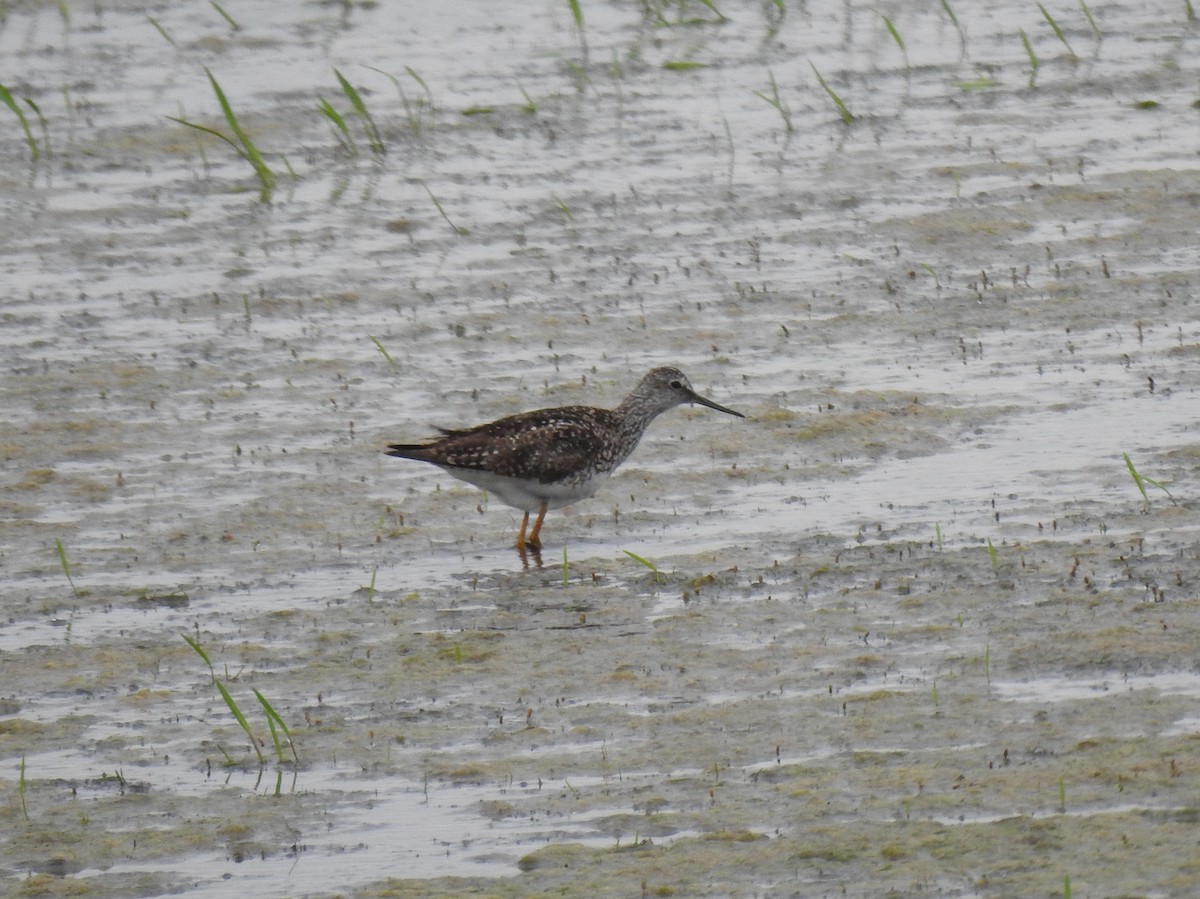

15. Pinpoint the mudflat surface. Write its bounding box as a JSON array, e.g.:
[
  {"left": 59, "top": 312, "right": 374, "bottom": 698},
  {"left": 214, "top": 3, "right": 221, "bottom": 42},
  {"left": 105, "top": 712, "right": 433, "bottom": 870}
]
[{"left": 3, "top": 1, "right": 1200, "bottom": 896}]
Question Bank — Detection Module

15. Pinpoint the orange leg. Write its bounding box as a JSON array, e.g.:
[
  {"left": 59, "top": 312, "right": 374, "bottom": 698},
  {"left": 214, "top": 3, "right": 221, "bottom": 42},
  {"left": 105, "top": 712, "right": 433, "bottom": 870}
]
[
  {"left": 527, "top": 503, "right": 548, "bottom": 550},
  {"left": 515, "top": 510, "right": 530, "bottom": 551}
]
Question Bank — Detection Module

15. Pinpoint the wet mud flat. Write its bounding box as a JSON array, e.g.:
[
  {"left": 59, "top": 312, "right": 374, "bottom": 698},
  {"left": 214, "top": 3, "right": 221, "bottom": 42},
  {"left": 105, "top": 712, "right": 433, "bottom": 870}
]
[{"left": 4, "top": 0, "right": 1200, "bottom": 896}]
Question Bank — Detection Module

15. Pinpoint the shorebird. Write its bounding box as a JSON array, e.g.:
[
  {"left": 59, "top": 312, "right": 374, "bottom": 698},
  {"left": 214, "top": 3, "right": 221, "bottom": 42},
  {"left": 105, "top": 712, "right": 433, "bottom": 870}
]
[{"left": 384, "top": 367, "right": 744, "bottom": 552}]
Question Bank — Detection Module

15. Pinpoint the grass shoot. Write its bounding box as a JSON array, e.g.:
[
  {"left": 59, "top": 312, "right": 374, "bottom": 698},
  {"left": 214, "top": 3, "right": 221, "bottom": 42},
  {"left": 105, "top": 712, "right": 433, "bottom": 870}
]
[
  {"left": 986, "top": 538, "right": 998, "bottom": 572},
  {"left": 215, "top": 679, "right": 266, "bottom": 767},
  {"left": 183, "top": 632, "right": 215, "bottom": 682},
  {"left": 810, "top": 63, "right": 854, "bottom": 124},
  {"left": 753, "top": 69, "right": 793, "bottom": 134},
  {"left": 318, "top": 97, "right": 356, "bottom": 155},
  {"left": 623, "top": 549, "right": 665, "bottom": 584},
  {"left": 369, "top": 335, "right": 396, "bottom": 366},
  {"left": 934, "top": 522, "right": 944, "bottom": 549},
  {"left": 881, "top": 15, "right": 910, "bottom": 69},
  {"left": 334, "top": 68, "right": 385, "bottom": 155},
  {"left": 0, "top": 82, "right": 40, "bottom": 161},
  {"left": 1038, "top": 3, "right": 1078, "bottom": 60},
  {"left": 567, "top": 0, "right": 588, "bottom": 63},
  {"left": 562, "top": 546, "right": 569, "bottom": 587},
  {"left": 940, "top": 0, "right": 967, "bottom": 57},
  {"left": 184, "top": 635, "right": 299, "bottom": 776},
  {"left": 1079, "top": 0, "right": 1101, "bottom": 39},
  {"left": 519, "top": 86, "right": 538, "bottom": 114},
  {"left": 18, "top": 755, "right": 29, "bottom": 821},
  {"left": 209, "top": 0, "right": 240, "bottom": 31},
  {"left": 422, "top": 182, "right": 468, "bottom": 236},
  {"left": 1123, "top": 452, "right": 1173, "bottom": 511},
  {"left": 254, "top": 689, "right": 299, "bottom": 766},
  {"left": 168, "top": 69, "right": 276, "bottom": 198},
  {"left": 25, "top": 98, "right": 49, "bottom": 157},
  {"left": 1020, "top": 29, "right": 1040, "bottom": 86},
  {"left": 147, "top": 15, "right": 177, "bottom": 45},
  {"left": 55, "top": 538, "right": 82, "bottom": 597}
]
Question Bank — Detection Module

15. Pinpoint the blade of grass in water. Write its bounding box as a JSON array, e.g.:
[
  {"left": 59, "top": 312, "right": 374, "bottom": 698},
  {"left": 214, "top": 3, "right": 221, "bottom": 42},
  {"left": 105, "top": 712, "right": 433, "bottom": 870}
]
[
  {"left": 25, "top": 97, "right": 49, "bottom": 156},
  {"left": 422, "top": 182, "right": 468, "bottom": 236},
  {"left": 881, "top": 15, "right": 909, "bottom": 68},
  {"left": 205, "top": 69, "right": 275, "bottom": 193},
  {"left": 753, "top": 68, "right": 793, "bottom": 133},
  {"left": 318, "top": 97, "right": 356, "bottom": 154},
  {"left": 168, "top": 70, "right": 275, "bottom": 198},
  {"left": 939, "top": 0, "right": 967, "bottom": 57},
  {"left": 254, "top": 689, "right": 299, "bottom": 765},
  {"left": 567, "top": 0, "right": 588, "bottom": 63},
  {"left": 334, "top": 68, "right": 385, "bottom": 155},
  {"left": 810, "top": 63, "right": 854, "bottom": 124},
  {"left": 216, "top": 679, "right": 265, "bottom": 766},
  {"left": 369, "top": 335, "right": 396, "bottom": 366},
  {"left": 1038, "top": 3, "right": 1077, "bottom": 59},
  {"left": 209, "top": 0, "right": 240, "bottom": 30},
  {"left": 147, "top": 15, "right": 176, "bottom": 45},
  {"left": 623, "top": 549, "right": 665, "bottom": 583},
  {"left": 55, "top": 538, "right": 81, "bottom": 596},
  {"left": 18, "top": 756, "right": 29, "bottom": 821},
  {"left": 1078, "top": 0, "right": 1101, "bottom": 39},
  {"left": 182, "top": 633, "right": 215, "bottom": 681},
  {"left": 1020, "top": 29, "right": 1040, "bottom": 86},
  {"left": 0, "top": 82, "right": 39, "bottom": 161}
]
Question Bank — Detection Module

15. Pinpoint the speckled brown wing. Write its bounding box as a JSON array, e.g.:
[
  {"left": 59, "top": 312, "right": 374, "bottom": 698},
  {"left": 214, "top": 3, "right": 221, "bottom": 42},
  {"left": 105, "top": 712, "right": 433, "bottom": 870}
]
[{"left": 386, "top": 406, "right": 617, "bottom": 485}]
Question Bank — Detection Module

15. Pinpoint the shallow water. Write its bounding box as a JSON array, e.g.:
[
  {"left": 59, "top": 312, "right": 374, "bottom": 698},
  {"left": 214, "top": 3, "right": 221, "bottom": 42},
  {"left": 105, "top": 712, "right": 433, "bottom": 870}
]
[{"left": 3, "top": 0, "right": 1200, "bottom": 896}]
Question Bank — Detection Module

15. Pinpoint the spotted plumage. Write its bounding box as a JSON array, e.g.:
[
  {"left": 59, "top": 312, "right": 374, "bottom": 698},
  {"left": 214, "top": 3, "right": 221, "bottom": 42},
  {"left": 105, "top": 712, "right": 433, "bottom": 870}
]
[{"left": 385, "top": 367, "right": 744, "bottom": 552}]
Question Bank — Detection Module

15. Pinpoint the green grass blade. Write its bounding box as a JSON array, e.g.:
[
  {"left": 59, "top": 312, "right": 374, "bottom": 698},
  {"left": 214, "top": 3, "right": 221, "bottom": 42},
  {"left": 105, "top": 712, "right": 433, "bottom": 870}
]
[
  {"left": 147, "top": 15, "right": 176, "bottom": 46},
  {"left": 0, "top": 82, "right": 39, "bottom": 161},
  {"left": 334, "top": 68, "right": 385, "bottom": 155},
  {"left": 369, "top": 335, "right": 395, "bottom": 366},
  {"left": 1123, "top": 451, "right": 1149, "bottom": 510},
  {"left": 939, "top": 0, "right": 967, "bottom": 56},
  {"left": 54, "top": 538, "right": 81, "bottom": 596},
  {"left": 18, "top": 756, "right": 29, "bottom": 821},
  {"left": 567, "top": 0, "right": 583, "bottom": 29},
  {"left": 25, "top": 98, "right": 49, "bottom": 157},
  {"left": 254, "top": 689, "right": 298, "bottom": 764},
  {"left": 182, "top": 633, "right": 215, "bottom": 680},
  {"left": 216, "top": 679, "right": 265, "bottom": 766},
  {"left": 753, "top": 69, "right": 793, "bottom": 133},
  {"left": 1020, "top": 29, "right": 1040, "bottom": 86},
  {"left": 204, "top": 68, "right": 275, "bottom": 195},
  {"left": 810, "top": 63, "right": 854, "bottom": 124},
  {"left": 166, "top": 115, "right": 243, "bottom": 155},
  {"left": 318, "top": 97, "right": 352, "bottom": 138},
  {"left": 881, "top": 15, "right": 909, "bottom": 68},
  {"left": 209, "top": 0, "right": 240, "bottom": 30},
  {"left": 1079, "top": 0, "right": 1101, "bottom": 39},
  {"left": 422, "top": 182, "right": 468, "bottom": 236},
  {"left": 986, "top": 538, "right": 998, "bottom": 572},
  {"left": 623, "top": 549, "right": 665, "bottom": 583},
  {"left": 1038, "top": 3, "right": 1077, "bottom": 59}
]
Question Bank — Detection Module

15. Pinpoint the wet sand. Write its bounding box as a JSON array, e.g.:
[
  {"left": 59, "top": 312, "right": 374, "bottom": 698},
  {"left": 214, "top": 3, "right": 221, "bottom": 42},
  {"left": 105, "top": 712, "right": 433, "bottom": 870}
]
[{"left": 3, "top": 1, "right": 1200, "bottom": 896}]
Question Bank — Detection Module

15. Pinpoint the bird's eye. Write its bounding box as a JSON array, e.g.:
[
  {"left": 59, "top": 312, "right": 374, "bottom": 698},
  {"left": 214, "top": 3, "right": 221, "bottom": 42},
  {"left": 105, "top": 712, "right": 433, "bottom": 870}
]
[{"left": 670, "top": 380, "right": 683, "bottom": 389}]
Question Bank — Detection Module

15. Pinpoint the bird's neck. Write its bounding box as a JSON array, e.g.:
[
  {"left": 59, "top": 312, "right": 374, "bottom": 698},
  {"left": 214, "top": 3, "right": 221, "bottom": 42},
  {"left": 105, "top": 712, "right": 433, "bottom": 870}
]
[{"left": 611, "top": 398, "right": 666, "bottom": 466}]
